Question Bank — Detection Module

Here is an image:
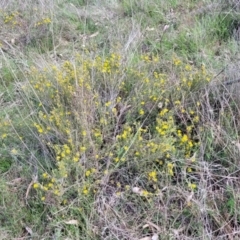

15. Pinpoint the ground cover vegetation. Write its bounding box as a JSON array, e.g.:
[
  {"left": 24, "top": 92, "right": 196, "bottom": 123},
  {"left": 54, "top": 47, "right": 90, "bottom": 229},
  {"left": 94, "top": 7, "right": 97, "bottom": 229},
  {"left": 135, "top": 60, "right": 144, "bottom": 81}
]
[{"left": 1, "top": 0, "right": 240, "bottom": 239}]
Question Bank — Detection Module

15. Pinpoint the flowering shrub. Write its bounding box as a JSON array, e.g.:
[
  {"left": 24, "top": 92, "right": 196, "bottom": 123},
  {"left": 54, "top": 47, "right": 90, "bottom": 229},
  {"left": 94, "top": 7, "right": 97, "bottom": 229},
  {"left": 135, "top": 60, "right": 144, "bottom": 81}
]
[{"left": 21, "top": 52, "right": 212, "bottom": 204}]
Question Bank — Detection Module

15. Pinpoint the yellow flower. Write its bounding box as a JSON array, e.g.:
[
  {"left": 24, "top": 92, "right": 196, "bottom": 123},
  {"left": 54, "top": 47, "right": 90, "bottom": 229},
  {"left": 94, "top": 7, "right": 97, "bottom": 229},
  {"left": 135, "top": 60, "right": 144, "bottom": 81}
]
[
  {"left": 193, "top": 116, "right": 199, "bottom": 123},
  {"left": 141, "top": 190, "right": 150, "bottom": 197},
  {"left": 181, "top": 134, "right": 188, "bottom": 143},
  {"left": 85, "top": 170, "right": 91, "bottom": 177},
  {"left": 33, "top": 183, "right": 39, "bottom": 189},
  {"left": 148, "top": 171, "right": 157, "bottom": 182},
  {"left": 135, "top": 151, "right": 140, "bottom": 156},
  {"left": 83, "top": 189, "right": 89, "bottom": 195},
  {"left": 186, "top": 125, "right": 193, "bottom": 132},
  {"left": 112, "top": 107, "right": 117, "bottom": 115},
  {"left": 116, "top": 191, "right": 122, "bottom": 197},
  {"left": 185, "top": 64, "right": 192, "bottom": 71},
  {"left": 188, "top": 141, "right": 193, "bottom": 148},
  {"left": 188, "top": 183, "right": 197, "bottom": 190},
  {"left": 177, "top": 130, "right": 182, "bottom": 137},
  {"left": 42, "top": 173, "right": 48, "bottom": 179},
  {"left": 123, "top": 146, "right": 128, "bottom": 151},
  {"left": 173, "top": 58, "right": 181, "bottom": 66},
  {"left": 73, "top": 156, "right": 79, "bottom": 162},
  {"left": 159, "top": 108, "right": 168, "bottom": 117},
  {"left": 167, "top": 163, "right": 174, "bottom": 176},
  {"left": 105, "top": 101, "right": 111, "bottom": 107},
  {"left": 189, "top": 110, "right": 195, "bottom": 115},
  {"left": 1, "top": 133, "right": 7, "bottom": 139},
  {"left": 80, "top": 146, "right": 86, "bottom": 152},
  {"left": 54, "top": 189, "right": 60, "bottom": 196},
  {"left": 158, "top": 159, "right": 164, "bottom": 165},
  {"left": 139, "top": 109, "right": 145, "bottom": 115},
  {"left": 11, "top": 148, "right": 18, "bottom": 155},
  {"left": 43, "top": 17, "right": 51, "bottom": 24}
]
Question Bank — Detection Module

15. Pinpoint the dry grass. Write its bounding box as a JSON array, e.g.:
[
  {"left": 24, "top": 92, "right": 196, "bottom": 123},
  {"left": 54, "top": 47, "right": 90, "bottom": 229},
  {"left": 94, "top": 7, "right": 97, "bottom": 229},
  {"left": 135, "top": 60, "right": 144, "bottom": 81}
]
[{"left": 1, "top": 0, "right": 240, "bottom": 239}]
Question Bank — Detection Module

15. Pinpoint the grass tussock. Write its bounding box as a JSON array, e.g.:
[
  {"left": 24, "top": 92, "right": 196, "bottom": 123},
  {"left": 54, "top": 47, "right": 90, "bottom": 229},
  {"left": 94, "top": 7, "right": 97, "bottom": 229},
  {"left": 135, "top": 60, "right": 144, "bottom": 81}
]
[{"left": 1, "top": 0, "right": 240, "bottom": 239}]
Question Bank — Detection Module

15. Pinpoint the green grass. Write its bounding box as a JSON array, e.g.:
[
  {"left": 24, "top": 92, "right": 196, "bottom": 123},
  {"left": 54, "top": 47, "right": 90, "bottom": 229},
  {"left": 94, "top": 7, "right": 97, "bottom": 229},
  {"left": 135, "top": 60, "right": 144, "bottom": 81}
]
[{"left": 1, "top": 0, "right": 240, "bottom": 239}]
